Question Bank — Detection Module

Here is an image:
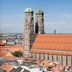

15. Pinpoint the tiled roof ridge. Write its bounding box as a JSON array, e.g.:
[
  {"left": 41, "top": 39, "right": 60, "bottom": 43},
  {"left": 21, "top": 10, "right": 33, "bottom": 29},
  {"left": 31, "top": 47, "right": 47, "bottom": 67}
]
[
  {"left": 33, "top": 34, "right": 72, "bottom": 38},
  {"left": 32, "top": 42, "right": 72, "bottom": 44}
]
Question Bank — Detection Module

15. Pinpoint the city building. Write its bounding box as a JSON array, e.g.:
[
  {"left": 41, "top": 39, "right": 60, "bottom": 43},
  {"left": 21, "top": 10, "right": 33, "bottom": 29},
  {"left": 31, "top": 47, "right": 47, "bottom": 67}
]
[{"left": 23, "top": 8, "right": 72, "bottom": 66}]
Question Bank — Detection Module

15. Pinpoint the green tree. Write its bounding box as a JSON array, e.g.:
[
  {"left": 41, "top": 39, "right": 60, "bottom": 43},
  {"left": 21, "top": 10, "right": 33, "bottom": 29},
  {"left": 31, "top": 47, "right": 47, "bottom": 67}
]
[
  {"left": 12, "top": 51, "right": 23, "bottom": 57},
  {"left": 3, "top": 70, "right": 7, "bottom": 72}
]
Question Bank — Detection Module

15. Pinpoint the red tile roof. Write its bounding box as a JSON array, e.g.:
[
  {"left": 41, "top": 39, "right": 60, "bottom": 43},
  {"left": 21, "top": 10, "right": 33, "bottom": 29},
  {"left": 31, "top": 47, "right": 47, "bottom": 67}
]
[
  {"left": 0, "top": 63, "right": 12, "bottom": 72},
  {"left": 0, "top": 51, "right": 15, "bottom": 59},
  {"left": 0, "top": 44, "right": 23, "bottom": 52},
  {"left": 32, "top": 34, "right": 72, "bottom": 50},
  {"left": 32, "top": 34, "right": 72, "bottom": 55}
]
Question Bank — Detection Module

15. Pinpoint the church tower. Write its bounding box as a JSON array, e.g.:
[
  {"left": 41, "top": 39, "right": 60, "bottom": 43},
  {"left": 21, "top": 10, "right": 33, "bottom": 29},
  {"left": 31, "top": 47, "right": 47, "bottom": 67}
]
[
  {"left": 23, "top": 8, "right": 34, "bottom": 58},
  {"left": 35, "top": 10, "right": 44, "bottom": 34}
]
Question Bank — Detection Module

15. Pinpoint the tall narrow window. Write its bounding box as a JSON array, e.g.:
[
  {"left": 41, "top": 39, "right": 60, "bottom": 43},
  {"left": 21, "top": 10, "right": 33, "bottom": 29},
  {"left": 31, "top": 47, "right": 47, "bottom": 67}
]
[{"left": 35, "top": 22, "right": 38, "bottom": 33}]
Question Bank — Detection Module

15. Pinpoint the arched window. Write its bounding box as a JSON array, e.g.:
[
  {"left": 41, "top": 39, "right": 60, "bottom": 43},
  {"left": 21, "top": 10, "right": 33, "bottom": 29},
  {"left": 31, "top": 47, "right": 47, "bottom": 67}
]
[{"left": 26, "top": 19, "right": 27, "bottom": 23}]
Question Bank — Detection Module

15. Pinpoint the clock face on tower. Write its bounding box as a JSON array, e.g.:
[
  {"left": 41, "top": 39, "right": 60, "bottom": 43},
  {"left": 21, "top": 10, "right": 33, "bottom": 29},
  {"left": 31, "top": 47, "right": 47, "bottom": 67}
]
[{"left": 25, "top": 25, "right": 30, "bottom": 33}]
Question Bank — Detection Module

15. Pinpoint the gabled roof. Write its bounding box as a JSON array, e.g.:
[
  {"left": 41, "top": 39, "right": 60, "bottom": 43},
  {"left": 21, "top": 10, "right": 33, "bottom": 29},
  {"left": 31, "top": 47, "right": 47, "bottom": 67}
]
[
  {"left": 32, "top": 34, "right": 72, "bottom": 51},
  {"left": 32, "top": 34, "right": 72, "bottom": 55},
  {"left": 0, "top": 51, "right": 15, "bottom": 59}
]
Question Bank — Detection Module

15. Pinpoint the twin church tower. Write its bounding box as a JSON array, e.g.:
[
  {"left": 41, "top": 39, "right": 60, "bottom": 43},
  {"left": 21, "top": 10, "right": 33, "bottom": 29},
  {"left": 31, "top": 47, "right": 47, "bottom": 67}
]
[{"left": 23, "top": 8, "right": 44, "bottom": 58}]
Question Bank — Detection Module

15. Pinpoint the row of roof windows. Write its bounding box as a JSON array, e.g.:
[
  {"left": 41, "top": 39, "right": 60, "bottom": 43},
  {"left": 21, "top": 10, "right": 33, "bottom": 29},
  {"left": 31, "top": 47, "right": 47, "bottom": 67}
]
[{"left": 32, "top": 49, "right": 72, "bottom": 56}]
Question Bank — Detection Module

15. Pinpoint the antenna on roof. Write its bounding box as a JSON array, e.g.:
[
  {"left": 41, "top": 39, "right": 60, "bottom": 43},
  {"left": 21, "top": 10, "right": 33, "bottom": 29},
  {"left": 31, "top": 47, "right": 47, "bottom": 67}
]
[{"left": 54, "top": 29, "right": 56, "bottom": 34}]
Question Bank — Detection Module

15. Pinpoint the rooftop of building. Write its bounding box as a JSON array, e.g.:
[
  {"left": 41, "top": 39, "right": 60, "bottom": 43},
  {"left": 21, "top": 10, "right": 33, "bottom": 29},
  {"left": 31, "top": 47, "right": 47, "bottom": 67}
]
[
  {"left": 32, "top": 34, "right": 72, "bottom": 50},
  {"left": 0, "top": 60, "right": 72, "bottom": 72},
  {"left": 32, "top": 34, "right": 72, "bottom": 55},
  {"left": 36, "top": 10, "right": 44, "bottom": 14},
  {"left": 0, "top": 34, "right": 72, "bottom": 57},
  {"left": 25, "top": 8, "right": 33, "bottom": 13}
]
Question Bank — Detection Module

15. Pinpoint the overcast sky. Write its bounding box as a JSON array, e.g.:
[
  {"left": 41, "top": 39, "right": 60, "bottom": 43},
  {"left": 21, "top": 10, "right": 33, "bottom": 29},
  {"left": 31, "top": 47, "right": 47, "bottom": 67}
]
[{"left": 0, "top": 0, "right": 72, "bottom": 33}]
